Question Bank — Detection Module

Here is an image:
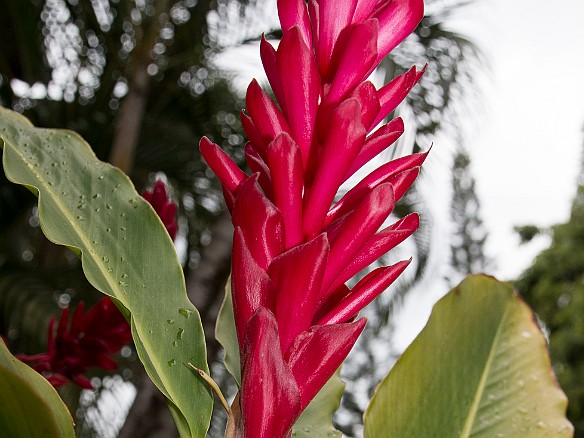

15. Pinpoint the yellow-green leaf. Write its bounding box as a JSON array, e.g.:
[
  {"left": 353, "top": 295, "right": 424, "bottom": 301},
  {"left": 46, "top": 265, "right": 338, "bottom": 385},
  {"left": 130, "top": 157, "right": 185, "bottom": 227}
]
[
  {"left": 364, "top": 275, "right": 573, "bottom": 437},
  {"left": 0, "top": 341, "right": 75, "bottom": 437}
]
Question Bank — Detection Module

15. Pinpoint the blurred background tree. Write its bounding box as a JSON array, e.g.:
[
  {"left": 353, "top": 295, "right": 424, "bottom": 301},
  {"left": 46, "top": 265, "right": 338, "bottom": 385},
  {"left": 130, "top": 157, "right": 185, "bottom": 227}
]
[
  {"left": 0, "top": 0, "right": 488, "bottom": 436},
  {"left": 445, "top": 142, "right": 489, "bottom": 286},
  {"left": 514, "top": 134, "right": 584, "bottom": 436}
]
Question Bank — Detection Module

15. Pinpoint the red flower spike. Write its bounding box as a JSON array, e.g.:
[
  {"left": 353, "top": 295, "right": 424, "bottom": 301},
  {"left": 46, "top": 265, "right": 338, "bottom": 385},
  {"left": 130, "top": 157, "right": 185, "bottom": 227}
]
[
  {"left": 374, "top": 0, "right": 425, "bottom": 65},
  {"left": 17, "top": 297, "right": 132, "bottom": 389},
  {"left": 244, "top": 143, "right": 273, "bottom": 200},
  {"left": 317, "top": 260, "right": 411, "bottom": 325},
  {"left": 330, "top": 213, "right": 420, "bottom": 291},
  {"left": 322, "top": 183, "right": 395, "bottom": 294},
  {"left": 372, "top": 65, "right": 426, "bottom": 127},
  {"left": 285, "top": 318, "right": 366, "bottom": 410},
  {"left": 326, "top": 19, "right": 379, "bottom": 103},
  {"left": 246, "top": 79, "right": 291, "bottom": 150},
  {"left": 346, "top": 117, "right": 405, "bottom": 179},
  {"left": 278, "top": 0, "right": 312, "bottom": 46},
  {"left": 142, "top": 179, "right": 178, "bottom": 240},
  {"left": 269, "top": 234, "right": 329, "bottom": 351},
  {"left": 317, "top": 0, "right": 359, "bottom": 78},
  {"left": 276, "top": 26, "right": 320, "bottom": 166},
  {"left": 232, "top": 228, "right": 276, "bottom": 347},
  {"left": 232, "top": 175, "right": 284, "bottom": 270},
  {"left": 330, "top": 151, "right": 428, "bottom": 223},
  {"left": 199, "top": 1, "right": 427, "bottom": 434},
  {"left": 266, "top": 133, "right": 305, "bottom": 249},
  {"left": 303, "top": 98, "right": 366, "bottom": 238},
  {"left": 240, "top": 308, "right": 301, "bottom": 438},
  {"left": 241, "top": 110, "right": 267, "bottom": 156},
  {"left": 199, "top": 137, "right": 246, "bottom": 193},
  {"left": 260, "top": 37, "right": 286, "bottom": 116},
  {"left": 351, "top": 81, "right": 382, "bottom": 131}
]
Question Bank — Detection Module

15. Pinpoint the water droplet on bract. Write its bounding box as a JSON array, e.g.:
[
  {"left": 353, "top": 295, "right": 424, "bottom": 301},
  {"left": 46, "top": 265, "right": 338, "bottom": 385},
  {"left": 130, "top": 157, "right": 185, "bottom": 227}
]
[
  {"left": 536, "top": 421, "right": 548, "bottom": 430},
  {"left": 92, "top": 193, "right": 101, "bottom": 199},
  {"left": 168, "top": 359, "right": 176, "bottom": 367},
  {"left": 148, "top": 330, "right": 153, "bottom": 334},
  {"left": 176, "top": 328, "right": 184, "bottom": 339},
  {"left": 107, "top": 267, "right": 113, "bottom": 272},
  {"left": 118, "top": 281, "right": 128, "bottom": 287},
  {"left": 98, "top": 175, "right": 104, "bottom": 180},
  {"left": 106, "top": 227, "right": 111, "bottom": 232},
  {"left": 120, "top": 227, "right": 126, "bottom": 231},
  {"left": 93, "top": 240, "right": 99, "bottom": 245},
  {"left": 167, "top": 319, "right": 175, "bottom": 324},
  {"left": 121, "top": 273, "right": 128, "bottom": 279},
  {"left": 76, "top": 215, "right": 85, "bottom": 221},
  {"left": 179, "top": 308, "right": 193, "bottom": 318},
  {"left": 102, "top": 256, "right": 109, "bottom": 263},
  {"left": 172, "top": 341, "right": 178, "bottom": 347},
  {"left": 106, "top": 204, "right": 112, "bottom": 209},
  {"left": 142, "top": 284, "right": 147, "bottom": 289},
  {"left": 120, "top": 256, "right": 125, "bottom": 262},
  {"left": 303, "top": 427, "right": 310, "bottom": 433}
]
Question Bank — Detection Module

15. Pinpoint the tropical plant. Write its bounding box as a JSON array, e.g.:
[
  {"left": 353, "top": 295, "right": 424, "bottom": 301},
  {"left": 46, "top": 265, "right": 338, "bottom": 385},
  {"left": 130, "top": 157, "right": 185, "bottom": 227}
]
[{"left": 0, "top": 0, "right": 574, "bottom": 437}]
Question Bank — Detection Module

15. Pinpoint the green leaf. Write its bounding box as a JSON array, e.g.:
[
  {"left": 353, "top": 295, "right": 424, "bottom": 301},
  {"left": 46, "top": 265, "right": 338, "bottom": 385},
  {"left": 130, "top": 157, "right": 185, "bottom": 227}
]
[
  {"left": 292, "top": 370, "right": 344, "bottom": 438},
  {"left": 364, "top": 275, "right": 573, "bottom": 438},
  {"left": 0, "top": 108, "right": 213, "bottom": 437},
  {"left": 0, "top": 341, "right": 75, "bottom": 437},
  {"left": 215, "top": 279, "right": 241, "bottom": 385}
]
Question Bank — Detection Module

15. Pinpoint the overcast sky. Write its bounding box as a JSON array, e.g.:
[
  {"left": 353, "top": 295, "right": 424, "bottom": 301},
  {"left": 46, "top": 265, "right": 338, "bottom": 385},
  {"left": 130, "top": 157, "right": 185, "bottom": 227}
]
[{"left": 394, "top": 0, "right": 584, "bottom": 350}]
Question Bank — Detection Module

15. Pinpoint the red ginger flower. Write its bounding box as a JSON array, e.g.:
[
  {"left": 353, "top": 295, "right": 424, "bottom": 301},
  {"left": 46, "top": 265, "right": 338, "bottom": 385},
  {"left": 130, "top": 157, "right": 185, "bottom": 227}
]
[
  {"left": 142, "top": 179, "right": 178, "bottom": 240},
  {"left": 17, "top": 297, "right": 132, "bottom": 389},
  {"left": 200, "top": 0, "right": 426, "bottom": 436}
]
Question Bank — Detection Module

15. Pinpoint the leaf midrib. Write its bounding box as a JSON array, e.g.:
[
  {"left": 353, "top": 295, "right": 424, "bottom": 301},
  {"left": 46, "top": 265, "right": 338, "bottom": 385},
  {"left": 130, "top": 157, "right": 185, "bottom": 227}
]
[{"left": 459, "top": 302, "right": 512, "bottom": 437}]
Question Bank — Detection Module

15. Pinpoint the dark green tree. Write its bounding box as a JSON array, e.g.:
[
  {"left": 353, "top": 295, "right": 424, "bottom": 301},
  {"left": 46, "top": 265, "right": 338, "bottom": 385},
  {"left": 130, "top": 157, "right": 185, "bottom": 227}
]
[{"left": 515, "top": 137, "right": 584, "bottom": 436}]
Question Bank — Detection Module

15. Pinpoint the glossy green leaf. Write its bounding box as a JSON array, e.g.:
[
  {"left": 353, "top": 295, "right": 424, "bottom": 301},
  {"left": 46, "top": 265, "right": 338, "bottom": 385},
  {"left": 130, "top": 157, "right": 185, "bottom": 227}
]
[
  {"left": 215, "top": 279, "right": 241, "bottom": 385},
  {"left": 292, "top": 370, "right": 344, "bottom": 438},
  {"left": 364, "top": 275, "right": 573, "bottom": 438},
  {"left": 0, "top": 107, "right": 212, "bottom": 437},
  {"left": 0, "top": 341, "right": 75, "bottom": 437}
]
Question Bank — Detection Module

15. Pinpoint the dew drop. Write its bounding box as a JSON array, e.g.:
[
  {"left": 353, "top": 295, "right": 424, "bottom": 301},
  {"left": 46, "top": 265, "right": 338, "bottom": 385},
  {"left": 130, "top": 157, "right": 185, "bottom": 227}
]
[
  {"left": 106, "top": 204, "right": 112, "bottom": 210},
  {"left": 176, "top": 328, "right": 184, "bottom": 340},
  {"left": 118, "top": 281, "right": 128, "bottom": 287},
  {"left": 98, "top": 175, "right": 104, "bottom": 180},
  {"left": 106, "top": 227, "right": 111, "bottom": 232},
  {"left": 167, "top": 319, "right": 175, "bottom": 324},
  {"left": 92, "top": 193, "right": 101, "bottom": 199},
  {"left": 536, "top": 421, "right": 548, "bottom": 430},
  {"left": 172, "top": 341, "right": 178, "bottom": 347},
  {"left": 102, "top": 256, "right": 109, "bottom": 263},
  {"left": 168, "top": 359, "right": 176, "bottom": 367},
  {"left": 179, "top": 308, "right": 193, "bottom": 318},
  {"left": 121, "top": 273, "right": 128, "bottom": 279},
  {"left": 120, "top": 227, "right": 126, "bottom": 231}
]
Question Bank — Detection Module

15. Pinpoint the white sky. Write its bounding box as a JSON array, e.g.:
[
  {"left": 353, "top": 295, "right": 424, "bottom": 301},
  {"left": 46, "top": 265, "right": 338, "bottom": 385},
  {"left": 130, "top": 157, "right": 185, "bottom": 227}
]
[{"left": 394, "top": 0, "right": 584, "bottom": 350}]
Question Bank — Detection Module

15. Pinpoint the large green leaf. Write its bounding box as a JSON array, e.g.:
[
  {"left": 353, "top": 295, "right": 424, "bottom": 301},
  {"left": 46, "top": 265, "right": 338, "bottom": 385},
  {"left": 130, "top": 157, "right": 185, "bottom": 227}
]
[
  {"left": 0, "top": 340, "right": 75, "bottom": 437},
  {"left": 215, "top": 280, "right": 241, "bottom": 385},
  {"left": 215, "top": 282, "right": 344, "bottom": 436},
  {"left": 0, "top": 107, "right": 212, "bottom": 437},
  {"left": 364, "top": 275, "right": 573, "bottom": 437}
]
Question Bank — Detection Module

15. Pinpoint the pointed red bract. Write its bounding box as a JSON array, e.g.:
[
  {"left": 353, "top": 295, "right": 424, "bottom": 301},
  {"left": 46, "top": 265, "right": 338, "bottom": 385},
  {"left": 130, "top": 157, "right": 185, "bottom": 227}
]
[{"left": 240, "top": 308, "right": 301, "bottom": 438}]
